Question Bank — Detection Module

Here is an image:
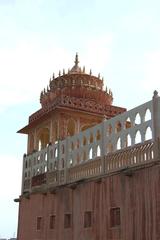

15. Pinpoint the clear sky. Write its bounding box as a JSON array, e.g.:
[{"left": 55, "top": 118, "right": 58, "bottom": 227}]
[{"left": 0, "top": 0, "right": 160, "bottom": 238}]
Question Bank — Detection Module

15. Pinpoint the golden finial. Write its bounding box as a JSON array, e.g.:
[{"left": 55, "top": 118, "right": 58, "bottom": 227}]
[{"left": 75, "top": 52, "right": 79, "bottom": 66}]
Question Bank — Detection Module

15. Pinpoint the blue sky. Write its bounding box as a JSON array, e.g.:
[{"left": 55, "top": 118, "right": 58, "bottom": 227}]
[{"left": 0, "top": 0, "right": 160, "bottom": 238}]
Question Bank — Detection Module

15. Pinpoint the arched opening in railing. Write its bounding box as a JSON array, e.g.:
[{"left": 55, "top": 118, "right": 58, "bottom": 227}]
[
  {"left": 117, "top": 138, "right": 121, "bottom": 150},
  {"left": 145, "top": 108, "right": 151, "bottom": 122},
  {"left": 89, "top": 148, "right": 93, "bottom": 159},
  {"left": 135, "top": 113, "right": 141, "bottom": 125},
  {"left": 135, "top": 130, "right": 141, "bottom": 144},
  {"left": 127, "top": 134, "right": 132, "bottom": 147},
  {"left": 54, "top": 148, "right": 58, "bottom": 158},
  {"left": 45, "top": 153, "right": 47, "bottom": 161},
  {"left": 97, "top": 145, "right": 101, "bottom": 157},
  {"left": 145, "top": 126, "right": 152, "bottom": 140}
]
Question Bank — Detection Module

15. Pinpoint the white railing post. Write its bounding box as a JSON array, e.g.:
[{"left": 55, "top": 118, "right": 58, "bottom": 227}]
[
  {"left": 101, "top": 119, "right": 106, "bottom": 174},
  {"left": 152, "top": 90, "right": 160, "bottom": 160},
  {"left": 64, "top": 136, "right": 69, "bottom": 184},
  {"left": 21, "top": 154, "right": 26, "bottom": 194}
]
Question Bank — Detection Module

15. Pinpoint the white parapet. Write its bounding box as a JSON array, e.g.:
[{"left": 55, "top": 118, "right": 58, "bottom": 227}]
[{"left": 22, "top": 93, "right": 160, "bottom": 192}]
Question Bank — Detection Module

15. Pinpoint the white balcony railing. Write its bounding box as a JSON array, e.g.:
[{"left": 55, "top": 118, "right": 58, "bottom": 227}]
[{"left": 22, "top": 91, "right": 160, "bottom": 193}]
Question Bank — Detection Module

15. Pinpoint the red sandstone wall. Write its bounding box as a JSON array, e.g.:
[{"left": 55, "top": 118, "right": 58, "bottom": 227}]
[{"left": 17, "top": 164, "right": 160, "bottom": 240}]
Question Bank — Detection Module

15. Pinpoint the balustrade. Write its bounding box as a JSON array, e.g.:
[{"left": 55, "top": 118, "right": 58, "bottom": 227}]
[{"left": 22, "top": 94, "right": 160, "bottom": 193}]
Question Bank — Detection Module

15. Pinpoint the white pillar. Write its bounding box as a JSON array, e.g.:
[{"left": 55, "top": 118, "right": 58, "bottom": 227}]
[{"left": 152, "top": 90, "right": 160, "bottom": 140}]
